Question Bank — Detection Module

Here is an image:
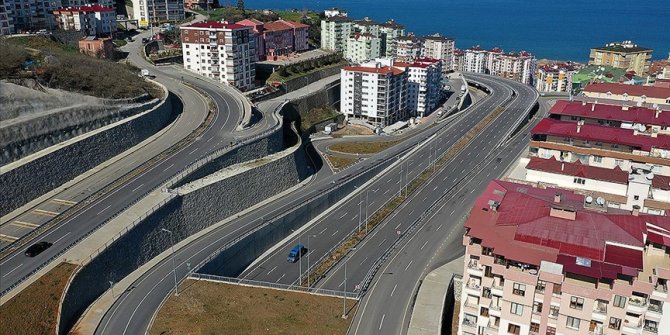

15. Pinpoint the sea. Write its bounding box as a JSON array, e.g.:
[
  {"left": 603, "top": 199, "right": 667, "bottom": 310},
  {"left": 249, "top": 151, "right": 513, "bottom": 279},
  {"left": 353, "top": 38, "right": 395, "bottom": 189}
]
[{"left": 226, "top": 0, "right": 670, "bottom": 62}]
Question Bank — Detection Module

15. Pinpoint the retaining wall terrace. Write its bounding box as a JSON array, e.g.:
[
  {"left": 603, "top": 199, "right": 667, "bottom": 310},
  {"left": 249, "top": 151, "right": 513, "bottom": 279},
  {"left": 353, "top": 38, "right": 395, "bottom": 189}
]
[{"left": 0, "top": 88, "right": 177, "bottom": 217}]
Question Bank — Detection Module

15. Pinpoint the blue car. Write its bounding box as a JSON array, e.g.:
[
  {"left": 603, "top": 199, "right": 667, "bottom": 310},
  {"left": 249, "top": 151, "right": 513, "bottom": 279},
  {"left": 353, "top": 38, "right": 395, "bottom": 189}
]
[{"left": 287, "top": 244, "right": 307, "bottom": 263}]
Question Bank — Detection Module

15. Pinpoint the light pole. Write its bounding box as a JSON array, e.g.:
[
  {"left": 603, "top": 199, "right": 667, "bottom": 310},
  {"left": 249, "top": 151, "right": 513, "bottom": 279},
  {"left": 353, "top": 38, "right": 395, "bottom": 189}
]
[
  {"left": 364, "top": 189, "right": 378, "bottom": 234},
  {"left": 342, "top": 247, "right": 356, "bottom": 318},
  {"left": 353, "top": 186, "right": 362, "bottom": 233},
  {"left": 307, "top": 234, "right": 317, "bottom": 287},
  {"left": 161, "top": 228, "right": 179, "bottom": 296}
]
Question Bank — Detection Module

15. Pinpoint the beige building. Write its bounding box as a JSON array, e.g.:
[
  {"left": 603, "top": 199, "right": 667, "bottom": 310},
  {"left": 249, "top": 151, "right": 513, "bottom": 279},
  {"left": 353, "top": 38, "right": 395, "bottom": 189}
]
[
  {"left": 345, "top": 32, "right": 380, "bottom": 64},
  {"left": 535, "top": 62, "right": 580, "bottom": 93},
  {"left": 421, "top": 33, "right": 455, "bottom": 71},
  {"left": 589, "top": 41, "right": 653, "bottom": 75},
  {"left": 582, "top": 82, "right": 670, "bottom": 106}
]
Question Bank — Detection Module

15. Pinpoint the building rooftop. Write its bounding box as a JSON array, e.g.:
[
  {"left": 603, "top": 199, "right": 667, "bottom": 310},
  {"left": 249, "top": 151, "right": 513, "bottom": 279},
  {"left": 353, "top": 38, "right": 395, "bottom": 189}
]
[
  {"left": 584, "top": 82, "right": 670, "bottom": 100},
  {"left": 592, "top": 41, "right": 652, "bottom": 53},
  {"left": 423, "top": 33, "right": 454, "bottom": 42},
  {"left": 652, "top": 174, "right": 670, "bottom": 191},
  {"left": 343, "top": 65, "right": 404, "bottom": 75},
  {"left": 236, "top": 18, "right": 263, "bottom": 26},
  {"left": 393, "top": 58, "right": 441, "bottom": 69},
  {"left": 54, "top": 4, "right": 114, "bottom": 13},
  {"left": 379, "top": 19, "right": 403, "bottom": 29},
  {"left": 465, "top": 180, "right": 670, "bottom": 280},
  {"left": 350, "top": 32, "right": 377, "bottom": 40},
  {"left": 526, "top": 156, "right": 629, "bottom": 184},
  {"left": 324, "top": 15, "right": 351, "bottom": 22},
  {"left": 263, "top": 19, "right": 308, "bottom": 32},
  {"left": 183, "top": 21, "right": 246, "bottom": 30},
  {"left": 538, "top": 62, "right": 581, "bottom": 73},
  {"left": 531, "top": 117, "right": 670, "bottom": 151},
  {"left": 549, "top": 100, "right": 670, "bottom": 127}
]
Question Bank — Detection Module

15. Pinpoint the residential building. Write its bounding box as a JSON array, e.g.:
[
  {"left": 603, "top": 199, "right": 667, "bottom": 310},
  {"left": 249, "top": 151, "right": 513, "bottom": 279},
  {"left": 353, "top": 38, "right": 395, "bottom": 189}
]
[
  {"left": 183, "top": 0, "right": 211, "bottom": 10},
  {"left": 236, "top": 18, "right": 264, "bottom": 61},
  {"left": 489, "top": 51, "right": 536, "bottom": 85},
  {"left": 324, "top": 8, "right": 346, "bottom": 18},
  {"left": 320, "top": 15, "right": 352, "bottom": 52},
  {"left": 53, "top": 4, "right": 116, "bottom": 36},
  {"left": 589, "top": 41, "right": 653, "bottom": 75},
  {"left": 0, "top": 1, "right": 14, "bottom": 35},
  {"left": 79, "top": 36, "right": 114, "bottom": 58},
  {"left": 5, "top": 0, "right": 62, "bottom": 31},
  {"left": 340, "top": 60, "right": 408, "bottom": 127},
  {"left": 345, "top": 32, "right": 380, "bottom": 64},
  {"left": 463, "top": 46, "right": 487, "bottom": 73},
  {"left": 392, "top": 35, "right": 421, "bottom": 61},
  {"left": 459, "top": 179, "right": 670, "bottom": 335},
  {"left": 453, "top": 48, "right": 465, "bottom": 72},
  {"left": 352, "top": 17, "right": 379, "bottom": 37},
  {"left": 61, "top": 0, "right": 114, "bottom": 6},
  {"left": 378, "top": 19, "right": 404, "bottom": 57},
  {"left": 536, "top": 62, "right": 581, "bottom": 93},
  {"left": 486, "top": 47, "right": 503, "bottom": 74},
  {"left": 133, "top": 0, "right": 184, "bottom": 28},
  {"left": 393, "top": 58, "right": 442, "bottom": 117},
  {"left": 180, "top": 21, "right": 256, "bottom": 91},
  {"left": 421, "top": 33, "right": 455, "bottom": 72},
  {"left": 572, "top": 64, "right": 645, "bottom": 90},
  {"left": 259, "top": 19, "right": 308, "bottom": 60},
  {"left": 582, "top": 82, "right": 670, "bottom": 106}
]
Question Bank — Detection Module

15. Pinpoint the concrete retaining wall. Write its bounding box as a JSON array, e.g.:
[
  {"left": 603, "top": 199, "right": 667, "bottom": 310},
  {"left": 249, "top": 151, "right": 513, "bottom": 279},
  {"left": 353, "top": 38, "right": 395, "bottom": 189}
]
[
  {"left": 283, "top": 66, "right": 343, "bottom": 93},
  {"left": 0, "top": 90, "right": 178, "bottom": 217},
  {"left": 58, "top": 126, "right": 308, "bottom": 334}
]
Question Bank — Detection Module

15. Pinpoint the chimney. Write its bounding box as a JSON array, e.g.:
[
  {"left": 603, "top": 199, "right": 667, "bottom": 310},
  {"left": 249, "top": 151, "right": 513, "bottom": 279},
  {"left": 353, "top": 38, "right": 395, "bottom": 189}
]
[
  {"left": 656, "top": 108, "right": 661, "bottom": 118},
  {"left": 554, "top": 193, "right": 561, "bottom": 203},
  {"left": 577, "top": 124, "right": 581, "bottom": 133},
  {"left": 622, "top": 105, "right": 629, "bottom": 111},
  {"left": 561, "top": 162, "right": 565, "bottom": 171},
  {"left": 591, "top": 103, "right": 596, "bottom": 112},
  {"left": 632, "top": 205, "right": 640, "bottom": 216},
  {"left": 582, "top": 100, "right": 587, "bottom": 106}
]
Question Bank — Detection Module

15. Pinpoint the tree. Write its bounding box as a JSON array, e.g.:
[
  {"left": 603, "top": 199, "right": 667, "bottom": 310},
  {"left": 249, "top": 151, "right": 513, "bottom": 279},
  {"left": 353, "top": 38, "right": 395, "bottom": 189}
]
[{"left": 236, "top": 0, "right": 244, "bottom": 11}]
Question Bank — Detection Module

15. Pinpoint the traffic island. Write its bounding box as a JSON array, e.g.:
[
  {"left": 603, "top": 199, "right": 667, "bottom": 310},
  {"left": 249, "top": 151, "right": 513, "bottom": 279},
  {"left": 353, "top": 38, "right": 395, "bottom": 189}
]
[
  {"left": 324, "top": 155, "right": 357, "bottom": 170},
  {"left": 329, "top": 140, "right": 401, "bottom": 155},
  {"left": 0, "top": 262, "right": 78, "bottom": 335},
  {"left": 149, "top": 279, "right": 354, "bottom": 335}
]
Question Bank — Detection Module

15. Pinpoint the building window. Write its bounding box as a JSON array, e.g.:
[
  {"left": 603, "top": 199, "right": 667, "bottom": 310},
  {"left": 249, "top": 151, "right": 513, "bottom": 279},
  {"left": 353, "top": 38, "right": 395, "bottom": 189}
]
[
  {"left": 608, "top": 317, "right": 621, "bottom": 330},
  {"left": 535, "top": 280, "right": 546, "bottom": 293},
  {"left": 573, "top": 177, "right": 585, "bottom": 185},
  {"left": 512, "top": 283, "right": 526, "bottom": 296},
  {"left": 549, "top": 305, "right": 559, "bottom": 318},
  {"left": 546, "top": 326, "right": 556, "bottom": 335},
  {"left": 613, "top": 295, "right": 626, "bottom": 308},
  {"left": 566, "top": 316, "right": 580, "bottom": 329},
  {"left": 569, "top": 296, "right": 584, "bottom": 310},
  {"left": 507, "top": 323, "right": 520, "bottom": 335},
  {"left": 614, "top": 159, "right": 624, "bottom": 167},
  {"left": 510, "top": 302, "right": 523, "bottom": 315},
  {"left": 530, "top": 322, "right": 540, "bottom": 333},
  {"left": 532, "top": 301, "right": 543, "bottom": 314},
  {"left": 593, "top": 155, "right": 603, "bottom": 163},
  {"left": 634, "top": 195, "right": 639, "bottom": 200}
]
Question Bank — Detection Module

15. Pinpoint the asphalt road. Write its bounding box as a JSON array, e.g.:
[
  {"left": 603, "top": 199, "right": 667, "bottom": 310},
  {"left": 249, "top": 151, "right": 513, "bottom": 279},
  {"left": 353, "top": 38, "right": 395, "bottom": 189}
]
[
  {"left": 92, "top": 76, "right": 501, "bottom": 334},
  {"left": 0, "top": 25, "right": 264, "bottom": 296}
]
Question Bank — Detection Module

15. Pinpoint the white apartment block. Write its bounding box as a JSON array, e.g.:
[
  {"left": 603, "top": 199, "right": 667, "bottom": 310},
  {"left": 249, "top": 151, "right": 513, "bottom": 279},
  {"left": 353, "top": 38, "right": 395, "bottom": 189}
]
[
  {"left": 5, "top": 0, "right": 62, "bottom": 31},
  {"left": 464, "top": 47, "right": 487, "bottom": 73},
  {"left": 324, "top": 8, "right": 346, "bottom": 18},
  {"left": 352, "top": 17, "right": 379, "bottom": 37},
  {"left": 393, "top": 35, "right": 422, "bottom": 61},
  {"left": 421, "top": 33, "right": 455, "bottom": 71},
  {"left": 393, "top": 58, "right": 442, "bottom": 117},
  {"left": 0, "top": 2, "right": 14, "bottom": 35},
  {"left": 345, "top": 32, "right": 381, "bottom": 64},
  {"left": 53, "top": 4, "right": 116, "bottom": 36},
  {"left": 489, "top": 51, "right": 536, "bottom": 85},
  {"left": 133, "top": 0, "right": 184, "bottom": 28},
  {"left": 320, "top": 15, "right": 352, "bottom": 52},
  {"left": 181, "top": 21, "right": 256, "bottom": 91},
  {"left": 536, "top": 63, "right": 580, "bottom": 93},
  {"left": 340, "top": 60, "right": 408, "bottom": 127},
  {"left": 378, "top": 20, "right": 404, "bottom": 57}
]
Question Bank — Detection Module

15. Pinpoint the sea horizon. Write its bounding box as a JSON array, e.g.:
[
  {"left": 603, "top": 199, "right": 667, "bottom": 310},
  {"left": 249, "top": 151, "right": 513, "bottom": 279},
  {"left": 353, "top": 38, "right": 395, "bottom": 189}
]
[{"left": 221, "top": 0, "right": 670, "bottom": 63}]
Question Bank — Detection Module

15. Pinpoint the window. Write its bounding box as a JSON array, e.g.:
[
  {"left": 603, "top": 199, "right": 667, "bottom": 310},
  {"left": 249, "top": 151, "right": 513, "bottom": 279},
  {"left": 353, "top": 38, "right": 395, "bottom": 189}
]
[
  {"left": 593, "top": 155, "right": 603, "bottom": 163},
  {"left": 634, "top": 195, "right": 640, "bottom": 200},
  {"left": 573, "top": 177, "right": 586, "bottom": 185},
  {"left": 615, "top": 159, "right": 625, "bottom": 167},
  {"left": 613, "top": 295, "right": 626, "bottom": 308},
  {"left": 535, "top": 280, "right": 546, "bottom": 293},
  {"left": 546, "top": 326, "right": 556, "bottom": 335},
  {"left": 510, "top": 302, "right": 524, "bottom": 315},
  {"left": 566, "top": 316, "right": 580, "bottom": 329},
  {"left": 608, "top": 317, "right": 621, "bottom": 330},
  {"left": 570, "top": 296, "right": 584, "bottom": 310},
  {"left": 533, "top": 301, "right": 543, "bottom": 314},
  {"left": 512, "top": 283, "right": 526, "bottom": 296},
  {"left": 507, "top": 323, "right": 520, "bottom": 335},
  {"left": 549, "top": 305, "right": 559, "bottom": 318},
  {"left": 530, "top": 322, "right": 540, "bottom": 333}
]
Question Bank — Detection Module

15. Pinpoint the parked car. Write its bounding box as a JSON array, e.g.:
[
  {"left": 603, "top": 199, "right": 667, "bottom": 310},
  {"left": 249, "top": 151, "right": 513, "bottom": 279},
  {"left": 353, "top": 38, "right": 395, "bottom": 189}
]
[
  {"left": 287, "top": 244, "right": 307, "bottom": 263},
  {"left": 25, "top": 241, "right": 52, "bottom": 257}
]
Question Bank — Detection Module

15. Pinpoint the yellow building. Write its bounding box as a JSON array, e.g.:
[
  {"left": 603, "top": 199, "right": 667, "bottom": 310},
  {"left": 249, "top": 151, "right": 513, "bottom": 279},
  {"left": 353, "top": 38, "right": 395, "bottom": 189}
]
[{"left": 588, "top": 41, "right": 652, "bottom": 75}]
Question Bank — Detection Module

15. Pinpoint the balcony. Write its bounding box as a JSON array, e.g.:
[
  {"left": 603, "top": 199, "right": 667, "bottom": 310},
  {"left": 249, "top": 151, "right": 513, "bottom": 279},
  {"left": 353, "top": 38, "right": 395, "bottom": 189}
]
[
  {"left": 623, "top": 316, "right": 642, "bottom": 331},
  {"left": 489, "top": 302, "right": 501, "bottom": 312},
  {"left": 643, "top": 321, "right": 659, "bottom": 334},
  {"left": 647, "top": 301, "right": 663, "bottom": 314},
  {"left": 461, "top": 318, "right": 477, "bottom": 330},
  {"left": 467, "top": 260, "right": 483, "bottom": 276},
  {"left": 627, "top": 297, "right": 648, "bottom": 314}
]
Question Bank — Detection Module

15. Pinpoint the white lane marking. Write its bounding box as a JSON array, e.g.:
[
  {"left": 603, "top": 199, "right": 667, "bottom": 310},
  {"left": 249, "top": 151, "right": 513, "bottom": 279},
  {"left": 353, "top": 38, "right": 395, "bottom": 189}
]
[
  {"left": 384, "top": 189, "right": 389, "bottom": 195},
  {"left": 131, "top": 183, "right": 144, "bottom": 193},
  {"left": 96, "top": 205, "right": 111, "bottom": 216},
  {"left": 188, "top": 148, "right": 198, "bottom": 155},
  {"left": 405, "top": 260, "right": 413, "bottom": 271},
  {"left": 378, "top": 238, "right": 387, "bottom": 247},
  {"left": 331, "top": 230, "right": 339, "bottom": 237},
  {"left": 390, "top": 284, "right": 397, "bottom": 297},
  {"left": 379, "top": 314, "right": 385, "bottom": 330},
  {"left": 420, "top": 241, "right": 428, "bottom": 250},
  {"left": 162, "top": 163, "right": 175, "bottom": 172},
  {"left": 267, "top": 266, "right": 277, "bottom": 275},
  {"left": 338, "top": 279, "right": 345, "bottom": 288},
  {"left": 433, "top": 186, "right": 438, "bottom": 191},
  {"left": 339, "top": 212, "right": 348, "bottom": 219},
  {"left": 319, "top": 227, "right": 328, "bottom": 235},
  {"left": 206, "top": 137, "right": 213, "bottom": 142},
  {"left": 276, "top": 273, "right": 286, "bottom": 283},
  {"left": 436, "top": 224, "right": 442, "bottom": 231},
  {"left": 450, "top": 209, "right": 455, "bottom": 215},
  {"left": 360, "top": 256, "right": 368, "bottom": 265},
  {"left": 409, "top": 209, "right": 414, "bottom": 216},
  {"left": 351, "top": 214, "right": 358, "bottom": 221},
  {"left": 53, "top": 231, "right": 71, "bottom": 244},
  {"left": 3, "top": 263, "right": 22, "bottom": 278}
]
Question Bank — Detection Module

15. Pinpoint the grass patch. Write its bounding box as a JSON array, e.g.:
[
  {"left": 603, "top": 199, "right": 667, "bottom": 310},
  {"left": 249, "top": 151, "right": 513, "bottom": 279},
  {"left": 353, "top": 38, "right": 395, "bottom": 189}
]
[
  {"left": 275, "top": 10, "right": 320, "bottom": 24},
  {"left": 332, "top": 124, "right": 374, "bottom": 137},
  {"left": 150, "top": 279, "right": 354, "bottom": 335},
  {"left": 300, "top": 105, "right": 339, "bottom": 133},
  {"left": 113, "top": 39, "right": 127, "bottom": 47},
  {"left": 267, "top": 57, "right": 346, "bottom": 85},
  {"left": 330, "top": 140, "right": 401, "bottom": 155},
  {"left": 325, "top": 155, "right": 357, "bottom": 170},
  {"left": 0, "top": 262, "right": 78, "bottom": 335}
]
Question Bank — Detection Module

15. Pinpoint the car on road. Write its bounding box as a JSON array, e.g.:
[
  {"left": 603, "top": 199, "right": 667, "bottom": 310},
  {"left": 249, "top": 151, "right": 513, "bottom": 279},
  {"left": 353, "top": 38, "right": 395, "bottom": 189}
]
[
  {"left": 25, "top": 241, "right": 53, "bottom": 257},
  {"left": 287, "top": 244, "right": 307, "bottom": 263}
]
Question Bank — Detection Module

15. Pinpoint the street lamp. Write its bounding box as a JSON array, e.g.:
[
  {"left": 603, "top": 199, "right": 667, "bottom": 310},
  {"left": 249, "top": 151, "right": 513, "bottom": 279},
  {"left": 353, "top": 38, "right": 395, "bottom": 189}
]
[
  {"left": 161, "top": 228, "right": 179, "bottom": 296},
  {"left": 353, "top": 186, "right": 362, "bottom": 233},
  {"left": 342, "top": 247, "right": 356, "bottom": 318},
  {"left": 364, "top": 189, "right": 378, "bottom": 234},
  {"left": 307, "top": 234, "right": 317, "bottom": 287}
]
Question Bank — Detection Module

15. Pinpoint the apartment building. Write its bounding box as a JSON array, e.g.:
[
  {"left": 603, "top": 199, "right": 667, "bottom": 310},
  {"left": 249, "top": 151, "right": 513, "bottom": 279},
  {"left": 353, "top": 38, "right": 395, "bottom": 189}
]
[
  {"left": 0, "top": 1, "right": 14, "bottom": 35},
  {"left": 78, "top": 36, "right": 114, "bottom": 58},
  {"left": 589, "top": 41, "right": 653, "bottom": 76},
  {"left": 378, "top": 19, "right": 404, "bottom": 57},
  {"left": 583, "top": 83, "right": 670, "bottom": 106},
  {"left": 489, "top": 51, "right": 536, "bottom": 85},
  {"left": 453, "top": 49, "right": 465, "bottom": 72},
  {"left": 133, "top": 0, "right": 184, "bottom": 28},
  {"left": 5, "top": 0, "right": 62, "bottom": 31},
  {"left": 324, "top": 8, "right": 346, "bottom": 18},
  {"left": 393, "top": 35, "right": 422, "bottom": 61},
  {"left": 463, "top": 46, "right": 487, "bottom": 73},
  {"left": 183, "top": 0, "right": 211, "bottom": 10},
  {"left": 53, "top": 4, "right": 116, "bottom": 36},
  {"left": 536, "top": 62, "right": 581, "bottom": 93},
  {"left": 459, "top": 179, "right": 670, "bottom": 335},
  {"left": 180, "top": 21, "right": 256, "bottom": 91},
  {"left": 345, "top": 32, "right": 380, "bottom": 64},
  {"left": 320, "top": 15, "right": 352, "bottom": 52},
  {"left": 421, "top": 33, "right": 455, "bottom": 72},
  {"left": 236, "top": 18, "right": 263, "bottom": 61},
  {"left": 340, "top": 60, "right": 408, "bottom": 127},
  {"left": 260, "top": 19, "right": 308, "bottom": 60},
  {"left": 393, "top": 58, "right": 442, "bottom": 117}
]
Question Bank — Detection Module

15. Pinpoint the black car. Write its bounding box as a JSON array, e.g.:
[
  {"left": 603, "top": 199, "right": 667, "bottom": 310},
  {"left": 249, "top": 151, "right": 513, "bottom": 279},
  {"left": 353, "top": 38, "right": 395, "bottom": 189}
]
[{"left": 25, "top": 241, "right": 52, "bottom": 257}]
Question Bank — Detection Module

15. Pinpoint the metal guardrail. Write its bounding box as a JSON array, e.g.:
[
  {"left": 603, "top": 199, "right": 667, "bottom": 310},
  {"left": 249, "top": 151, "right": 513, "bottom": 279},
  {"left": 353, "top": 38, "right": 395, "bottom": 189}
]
[{"left": 190, "top": 273, "right": 358, "bottom": 299}]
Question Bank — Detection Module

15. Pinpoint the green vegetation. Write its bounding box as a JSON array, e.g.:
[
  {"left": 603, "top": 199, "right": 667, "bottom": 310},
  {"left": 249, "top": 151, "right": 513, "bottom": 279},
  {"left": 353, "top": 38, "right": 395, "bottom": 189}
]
[
  {"left": 300, "top": 105, "right": 339, "bottom": 133},
  {"left": 330, "top": 140, "right": 401, "bottom": 155},
  {"left": 325, "top": 155, "right": 357, "bottom": 170},
  {"left": 113, "top": 39, "right": 127, "bottom": 47},
  {"left": 267, "top": 53, "right": 345, "bottom": 84},
  {"left": 1, "top": 36, "right": 161, "bottom": 99},
  {"left": 150, "top": 280, "right": 354, "bottom": 335},
  {"left": 0, "top": 262, "right": 78, "bottom": 335}
]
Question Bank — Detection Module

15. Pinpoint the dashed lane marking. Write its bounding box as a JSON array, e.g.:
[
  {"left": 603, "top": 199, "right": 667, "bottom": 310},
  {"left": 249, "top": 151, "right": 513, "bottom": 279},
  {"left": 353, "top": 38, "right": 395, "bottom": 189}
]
[
  {"left": 10, "top": 221, "right": 39, "bottom": 229},
  {"left": 33, "top": 209, "right": 59, "bottom": 217},
  {"left": 51, "top": 198, "right": 77, "bottom": 206},
  {"left": 0, "top": 234, "right": 19, "bottom": 242}
]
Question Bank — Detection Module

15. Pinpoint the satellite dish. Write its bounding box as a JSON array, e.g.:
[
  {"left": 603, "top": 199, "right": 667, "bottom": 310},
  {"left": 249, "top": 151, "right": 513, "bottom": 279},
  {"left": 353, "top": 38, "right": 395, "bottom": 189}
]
[
  {"left": 647, "top": 173, "right": 654, "bottom": 180},
  {"left": 596, "top": 197, "right": 605, "bottom": 206},
  {"left": 586, "top": 196, "right": 593, "bottom": 204}
]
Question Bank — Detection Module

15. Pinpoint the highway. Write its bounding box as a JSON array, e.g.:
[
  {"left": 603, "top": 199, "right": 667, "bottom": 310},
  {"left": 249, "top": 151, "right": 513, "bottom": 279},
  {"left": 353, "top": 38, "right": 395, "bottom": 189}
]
[
  {"left": 0, "top": 24, "right": 266, "bottom": 296},
  {"left": 93, "top": 74, "right": 531, "bottom": 335}
]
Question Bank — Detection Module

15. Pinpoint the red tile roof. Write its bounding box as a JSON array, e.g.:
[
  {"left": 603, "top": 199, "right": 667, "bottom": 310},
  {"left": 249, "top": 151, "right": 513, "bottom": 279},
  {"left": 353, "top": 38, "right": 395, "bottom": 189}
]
[
  {"left": 343, "top": 66, "right": 404, "bottom": 76},
  {"left": 526, "top": 156, "right": 629, "bottom": 184},
  {"left": 263, "top": 19, "right": 308, "bottom": 32},
  {"left": 531, "top": 118, "right": 670, "bottom": 151},
  {"left": 464, "top": 180, "right": 670, "bottom": 279},
  {"left": 236, "top": 18, "right": 264, "bottom": 26},
  {"left": 393, "top": 58, "right": 440, "bottom": 69},
  {"left": 549, "top": 100, "right": 670, "bottom": 127},
  {"left": 584, "top": 82, "right": 670, "bottom": 99},
  {"left": 55, "top": 4, "right": 114, "bottom": 13},
  {"left": 652, "top": 174, "right": 670, "bottom": 190},
  {"left": 183, "top": 21, "right": 246, "bottom": 30}
]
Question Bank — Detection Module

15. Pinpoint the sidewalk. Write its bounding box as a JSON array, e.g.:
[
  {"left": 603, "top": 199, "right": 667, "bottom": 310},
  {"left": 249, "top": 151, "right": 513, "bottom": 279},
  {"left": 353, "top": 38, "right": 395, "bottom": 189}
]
[{"left": 407, "top": 256, "right": 464, "bottom": 335}]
